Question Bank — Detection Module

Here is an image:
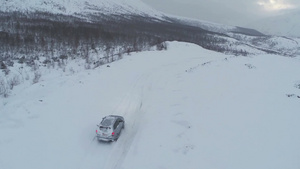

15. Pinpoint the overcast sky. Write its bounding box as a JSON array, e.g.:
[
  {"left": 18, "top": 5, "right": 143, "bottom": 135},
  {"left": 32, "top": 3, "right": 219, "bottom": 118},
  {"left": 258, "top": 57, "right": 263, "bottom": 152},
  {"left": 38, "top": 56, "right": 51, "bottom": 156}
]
[{"left": 141, "top": 0, "right": 300, "bottom": 26}]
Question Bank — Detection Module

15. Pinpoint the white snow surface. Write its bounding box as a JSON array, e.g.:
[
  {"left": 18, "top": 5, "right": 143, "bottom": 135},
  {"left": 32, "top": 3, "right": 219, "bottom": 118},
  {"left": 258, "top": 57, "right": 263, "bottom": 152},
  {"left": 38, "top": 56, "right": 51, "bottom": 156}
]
[
  {"left": 1, "top": 42, "right": 300, "bottom": 169},
  {"left": 0, "top": 0, "right": 164, "bottom": 18}
]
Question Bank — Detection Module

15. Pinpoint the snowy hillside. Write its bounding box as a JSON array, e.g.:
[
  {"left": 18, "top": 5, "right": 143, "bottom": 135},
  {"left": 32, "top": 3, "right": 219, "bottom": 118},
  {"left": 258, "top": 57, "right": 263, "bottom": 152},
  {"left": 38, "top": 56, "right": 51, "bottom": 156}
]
[
  {"left": 226, "top": 33, "right": 300, "bottom": 56},
  {"left": 0, "top": 0, "right": 164, "bottom": 18},
  {"left": 169, "top": 16, "right": 264, "bottom": 36},
  {"left": 248, "top": 10, "right": 300, "bottom": 37},
  {"left": 1, "top": 42, "right": 300, "bottom": 169},
  {"left": 1, "top": 0, "right": 265, "bottom": 37}
]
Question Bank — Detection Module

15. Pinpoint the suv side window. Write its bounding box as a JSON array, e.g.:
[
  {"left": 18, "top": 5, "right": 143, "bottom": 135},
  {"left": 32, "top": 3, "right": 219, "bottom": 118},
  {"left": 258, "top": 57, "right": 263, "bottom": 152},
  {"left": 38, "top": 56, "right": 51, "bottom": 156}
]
[{"left": 113, "top": 120, "right": 119, "bottom": 130}]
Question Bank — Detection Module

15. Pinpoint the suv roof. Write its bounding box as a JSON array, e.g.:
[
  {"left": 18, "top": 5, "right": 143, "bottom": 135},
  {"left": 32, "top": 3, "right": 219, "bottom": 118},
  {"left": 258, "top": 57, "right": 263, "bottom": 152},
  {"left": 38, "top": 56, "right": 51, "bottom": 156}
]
[{"left": 100, "top": 115, "right": 124, "bottom": 126}]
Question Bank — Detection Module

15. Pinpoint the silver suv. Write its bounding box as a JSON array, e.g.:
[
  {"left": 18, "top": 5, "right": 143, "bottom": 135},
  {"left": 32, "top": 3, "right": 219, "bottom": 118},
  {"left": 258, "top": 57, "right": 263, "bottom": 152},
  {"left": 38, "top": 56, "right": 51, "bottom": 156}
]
[{"left": 96, "top": 115, "right": 125, "bottom": 141}]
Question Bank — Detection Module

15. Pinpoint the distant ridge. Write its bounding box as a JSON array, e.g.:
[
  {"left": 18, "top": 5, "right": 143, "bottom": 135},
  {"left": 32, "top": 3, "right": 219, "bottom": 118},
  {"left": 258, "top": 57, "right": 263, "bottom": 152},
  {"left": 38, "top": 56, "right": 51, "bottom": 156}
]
[
  {"left": 0, "top": 0, "right": 164, "bottom": 18},
  {"left": 165, "top": 16, "right": 265, "bottom": 37},
  {"left": 248, "top": 10, "right": 300, "bottom": 37},
  {"left": 0, "top": 0, "right": 266, "bottom": 37}
]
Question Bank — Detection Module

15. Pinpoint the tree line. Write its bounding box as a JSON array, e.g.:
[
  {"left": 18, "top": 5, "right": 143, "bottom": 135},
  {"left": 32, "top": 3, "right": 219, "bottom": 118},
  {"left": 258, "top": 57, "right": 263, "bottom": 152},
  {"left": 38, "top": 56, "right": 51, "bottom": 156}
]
[{"left": 0, "top": 11, "right": 249, "bottom": 68}]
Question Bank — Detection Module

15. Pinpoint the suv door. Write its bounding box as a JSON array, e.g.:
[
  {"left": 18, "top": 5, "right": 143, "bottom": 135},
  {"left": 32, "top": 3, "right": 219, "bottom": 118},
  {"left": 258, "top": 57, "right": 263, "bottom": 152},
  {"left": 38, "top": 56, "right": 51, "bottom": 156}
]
[
  {"left": 113, "top": 119, "right": 119, "bottom": 130},
  {"left": 115, "top": 119, "right": 123, "bottom": 137}
]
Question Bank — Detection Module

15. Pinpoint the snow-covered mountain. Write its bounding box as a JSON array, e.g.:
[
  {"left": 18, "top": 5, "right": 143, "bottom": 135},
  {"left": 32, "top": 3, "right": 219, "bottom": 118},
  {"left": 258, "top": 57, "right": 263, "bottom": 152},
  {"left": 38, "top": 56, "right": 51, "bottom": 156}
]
[
  {"left": 248, "top": 10, "right": 300, "bottom": 37},
  {"left": 1, "top": 0, "right": 262, "bottom": 37},
  {"left": 0, "top": 0, "right": 299, "bottom": 60},
  {"left": 168, "top": 16, "right": 264, "bottom": 36},
  {"left": 0, "top": 0, "right": 164, "bottom": 18}
]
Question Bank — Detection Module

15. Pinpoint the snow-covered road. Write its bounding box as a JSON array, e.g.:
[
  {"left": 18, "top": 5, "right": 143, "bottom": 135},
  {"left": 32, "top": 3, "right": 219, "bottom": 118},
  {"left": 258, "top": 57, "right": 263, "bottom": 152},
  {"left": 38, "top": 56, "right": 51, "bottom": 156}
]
[{"left": 1, "top": 42, "right": 300, "bottom": 169}]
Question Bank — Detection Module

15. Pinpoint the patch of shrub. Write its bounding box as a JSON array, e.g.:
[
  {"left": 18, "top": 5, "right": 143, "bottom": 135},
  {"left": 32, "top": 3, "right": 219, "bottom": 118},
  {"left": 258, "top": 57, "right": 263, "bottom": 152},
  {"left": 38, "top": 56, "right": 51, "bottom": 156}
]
[
  {"left": 59, "top": 55, "right": 68, "bottom": 60},
  {"left": 295, "top": 83, "right": 300, "bottom": 89},
  {"left": 43, "top": 59, "right": 51, "bottom": 65},
  {"left": 18, "top": 56, "right": 26, "bottom": 64},
  {"left": 0, "top": 78, "right": 9, "bottom": 98},
  {"left": 156, "top": 42, "right": 168, "bottom": 51},
  {"left": 2, "top": 68, "right": 10, "bottom": 76},
  {"left": 0, "top": 61, "right": 7, "bottom": 69},
  {"left": 8, "top": 75, "right": 21, "bottom": 90},
  {"left": 32, "top": 71, "right": 42, "bottom": 84},
  {"left": 5, "top": 60, "right": 14, "bottom": 67},
  {"left": 245, "top": 64, "right": 256, "bottom": 69}
]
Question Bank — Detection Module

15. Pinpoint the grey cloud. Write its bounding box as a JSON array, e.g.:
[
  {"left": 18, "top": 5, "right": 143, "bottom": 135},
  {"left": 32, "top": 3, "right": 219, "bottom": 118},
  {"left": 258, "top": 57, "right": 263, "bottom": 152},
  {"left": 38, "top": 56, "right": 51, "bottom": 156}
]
[{"left": 141, "top": 0, "right": 299, "bottom": 26}]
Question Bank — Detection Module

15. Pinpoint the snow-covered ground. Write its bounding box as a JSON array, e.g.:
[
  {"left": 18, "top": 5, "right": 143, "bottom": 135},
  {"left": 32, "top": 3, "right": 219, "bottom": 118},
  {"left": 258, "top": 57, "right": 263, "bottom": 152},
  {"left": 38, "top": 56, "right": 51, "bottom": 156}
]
[{"left": 1, "top": 42, "right": 300, "bottom": 169}]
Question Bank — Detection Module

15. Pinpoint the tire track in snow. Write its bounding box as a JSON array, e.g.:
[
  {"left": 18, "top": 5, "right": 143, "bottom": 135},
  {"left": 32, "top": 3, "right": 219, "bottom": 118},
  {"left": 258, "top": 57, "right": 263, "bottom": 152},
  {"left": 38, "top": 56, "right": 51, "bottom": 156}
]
[
  {"left": 77, "top": 135, "right": 111, "bottom": 169},
  {"left": 77, "top": 74, "right": 147, "bottom": 169},
  {"left": 102, "top": 74, "right": 149, "bottom": 169}
]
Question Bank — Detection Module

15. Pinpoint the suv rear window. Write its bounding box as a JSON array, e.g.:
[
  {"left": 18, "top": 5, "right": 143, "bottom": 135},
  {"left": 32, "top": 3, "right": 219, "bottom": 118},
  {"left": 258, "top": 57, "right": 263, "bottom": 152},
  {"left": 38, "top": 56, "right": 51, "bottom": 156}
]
[{"left": 101, "top": 117, "right": 114, "bottom": 126}]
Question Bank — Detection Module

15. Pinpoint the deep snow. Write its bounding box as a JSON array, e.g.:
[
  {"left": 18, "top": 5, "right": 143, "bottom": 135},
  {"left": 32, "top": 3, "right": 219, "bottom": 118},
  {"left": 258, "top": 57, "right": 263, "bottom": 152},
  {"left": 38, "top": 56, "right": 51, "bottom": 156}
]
[{"left": 1, "top": 42, "right": 300, "bottom": 169}]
